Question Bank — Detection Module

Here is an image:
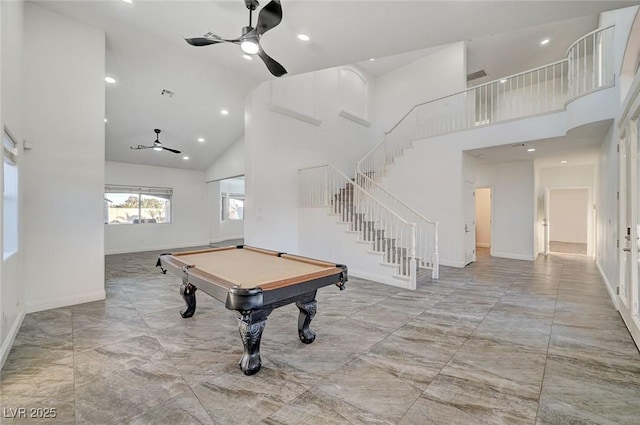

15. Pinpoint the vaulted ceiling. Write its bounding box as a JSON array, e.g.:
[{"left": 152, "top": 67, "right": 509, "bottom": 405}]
[{"left": 35, "top": 0, "right": 640, "bottom": 171}]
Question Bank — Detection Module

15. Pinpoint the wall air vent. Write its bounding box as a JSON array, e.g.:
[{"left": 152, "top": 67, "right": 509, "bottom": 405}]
[
  {"left": 161, "top": 89, "right": 175, "bottom": 97},
  {"left": 466, "top": 70, "right": 487, "bottom": 81}
]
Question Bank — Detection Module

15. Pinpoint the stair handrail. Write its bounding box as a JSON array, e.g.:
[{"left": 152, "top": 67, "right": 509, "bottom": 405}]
[
  {"left": 354, "top": 170, "right": 439, "bottom": 279},
  {"left": 355, "top": 170, "right": 437, "bottom": 225},
  {"left": 327, "top": 165, "right": 414, "bottom": 226},
  {"left": 299, "top": 164, "right": 442, "bottom": 283},
  {"left": 356, "top": 57, "right": 571, "bottom": 175}
]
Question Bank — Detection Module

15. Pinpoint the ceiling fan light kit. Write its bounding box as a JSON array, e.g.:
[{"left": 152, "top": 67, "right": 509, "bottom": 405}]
[
  {"left": 185, "top": 0, "right": 287, "bottom": 77},
  {"left": 130, "top": 129, "right": 182, "bottom": 154}
]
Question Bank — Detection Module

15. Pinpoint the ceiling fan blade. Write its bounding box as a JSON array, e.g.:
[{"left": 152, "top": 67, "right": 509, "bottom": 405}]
[
  {"left": 185, "top": 37, "right": 223, "bottom": 47},
  {"left": 257, "top": 47, "right": 287, "bottom": 77},
  {"left": 162, "top": 146, "right": 182, "bottom": 154},
  {"left": 184, "top": 32, "right": 230, "bottom": 47},
  {"left": 130, "top": 145, "right": 151, "bottom": 150},
  {"left": 256, "top": 0, "right": 282, "bottom": 36}
]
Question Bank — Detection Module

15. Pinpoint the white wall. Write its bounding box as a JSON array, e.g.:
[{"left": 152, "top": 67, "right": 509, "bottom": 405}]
[
  {"left": 476, "top": 161, "right": 536, "bottom": 261},
  {"left": 617, "top": 7, "right": 640, "bottom": 102},
  {"left": 476, "top": 188, "right": 491, "bottom": 247},
  {"left": 105, "top": 161, "right": 209, "bottom": 254},
  {"left": 373, "top": 42, "right": 467, "bottom": 136},
  {"left": 0, "top": 0, "right": 26, "bottom": 369},
  {"left": 244, "top": 66, "right": 376, "bottom": 252},
  {"left": 21, "top": 3, "right": 106, "bottom": 313},
  {"left": 549, "top": 188, "right": 589, "bottom": 243},
  {"left": 204, "top": 136, "right": 244, "bottom": 182},
  {"left": 599, "top": 6, "right": 639, "bottom": 105}
]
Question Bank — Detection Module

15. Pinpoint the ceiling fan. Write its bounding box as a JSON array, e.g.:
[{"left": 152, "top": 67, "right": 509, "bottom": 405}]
[
  {"left": 185, "top": 0, "right": 287, "bottom": 77},
  {"left": 130, "top": 129, "right": 182, "bottom": 154}
]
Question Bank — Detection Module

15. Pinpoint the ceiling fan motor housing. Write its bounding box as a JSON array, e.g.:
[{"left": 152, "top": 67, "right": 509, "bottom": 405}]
[{"left": 244, "top": 0, "right": 259, "bottom": 11}]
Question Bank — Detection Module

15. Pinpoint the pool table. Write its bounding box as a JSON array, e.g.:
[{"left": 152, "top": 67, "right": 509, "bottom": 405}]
[{"left": 156, "top": 245, "right": 347, "bottom": 375}]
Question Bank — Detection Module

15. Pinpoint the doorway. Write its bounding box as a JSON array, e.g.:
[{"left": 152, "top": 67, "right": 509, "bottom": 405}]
[
  {"left": 208, "top": 176, "right": 245, "bottom": 245},
  {"left": 475, "top": 187, "right": 492, "bottom": 256},
  {"left": 546, "top": 188, "right": 589, "bottom": 255}
]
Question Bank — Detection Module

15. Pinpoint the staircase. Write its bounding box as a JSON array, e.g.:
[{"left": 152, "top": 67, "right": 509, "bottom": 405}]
[
  {"left": 334, "top": 181, "right": 412, "bottom": 276},
  {"left": 298, "top": 25, "right": 614, "bottom": 289},
  {"left": 298, "top": 164, "right": 421, "bottom": 287}
]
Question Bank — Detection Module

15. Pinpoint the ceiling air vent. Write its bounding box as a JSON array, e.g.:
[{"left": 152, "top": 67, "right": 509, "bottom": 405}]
[
  {"left": 161, "top": 89, "right": 175, "bottom": 97},
  {"left": 466, "top": 70, "right": 487, "bottom": 82}
]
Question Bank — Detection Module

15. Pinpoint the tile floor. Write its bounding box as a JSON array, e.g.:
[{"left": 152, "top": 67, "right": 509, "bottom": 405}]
[{"left": 1, "top": 246, "right": 639, "bottom": 424}]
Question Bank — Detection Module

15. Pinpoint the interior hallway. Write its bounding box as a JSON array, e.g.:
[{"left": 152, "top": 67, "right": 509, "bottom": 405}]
[{"left": 1, "top": 246, "right": 638, "bottom": 424}]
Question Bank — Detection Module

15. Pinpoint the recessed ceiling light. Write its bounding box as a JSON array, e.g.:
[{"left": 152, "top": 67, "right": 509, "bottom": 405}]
[
  {"left": 197, "top": 138, "right": 205, "bottom": 142},
  {"left": 183, "top": 156, "right": 189, "bottom": 160},
  {"left": 527, "top": 148, "right": 535, "bottom": 152},
  {"left": 104, "top": 118, "right": 108, "bottom": 123},
  {"left": 540, "top": 38, "right": 550, "bottom": 46},
  {"left": 369, "top": 58, "right": 375, "bottom": 62},
  {"left": 105, "top": 76, "right": 116, "bottom": 84},
  {"left": 560, "top": 160, "right": 568, "bottom": 164},
  {"left": 220, "top": 109, "right": 229, "bottom": 115},
  {"left": 243, "top": 54, "right": 253, "bottom": 60},
  {"left": 297, "top": 33, "right": 310, "bottom": 41}
]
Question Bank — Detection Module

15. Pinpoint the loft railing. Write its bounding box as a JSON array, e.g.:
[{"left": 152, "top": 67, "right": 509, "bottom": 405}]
[
  {"left": 357, "top": 25, "right": 615, "bottom": 181},
  {"left": 299, "top": 164, "right": 424, "bottom": 288},
  {"left": 354, "top": 171, "right": 438, "bottom": 278},
  {"left": 568, "top": 25, "right": 615, "bottom": 98}
]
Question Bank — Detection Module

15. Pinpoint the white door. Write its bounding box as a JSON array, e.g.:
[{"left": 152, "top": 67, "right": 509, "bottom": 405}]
[
  {"left": 619, "top": 117, "right": 640, "bottom": 345},
  {"left": 464, "top": 182, "right": 476, "bottom": 265},
  {"left": 543, "top": 188, "right": 550, "bottom": 256}
]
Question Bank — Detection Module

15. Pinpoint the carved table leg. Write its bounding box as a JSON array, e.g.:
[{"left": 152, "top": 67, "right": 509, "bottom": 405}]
[
  {"left": 296, "top": 299, "right": 318, "bottom": 344},
  {"left": 179, "top": 282, "right": 197, "bottom": 318},
  {"left": 237, "top": 310, "right": 272, "bottom": 375}
]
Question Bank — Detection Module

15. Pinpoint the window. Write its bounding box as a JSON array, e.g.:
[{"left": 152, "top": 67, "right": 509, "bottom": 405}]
[
  {"left": 3, "top": 129, "right": 18, "bottom": 258},
  {"left": 105, "top": 185, "right": 172, "bottom": 224},
  {"left": 221, "top": 192, "right": 244, "bottom": 221},
  {"left": 228, "top": 194, "right": 244, "bottom": 220}
]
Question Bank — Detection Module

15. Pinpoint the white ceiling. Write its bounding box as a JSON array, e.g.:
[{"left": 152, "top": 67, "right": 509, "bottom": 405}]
[{"left": 35, "top": 0, "right": 640, "bottom": 171}]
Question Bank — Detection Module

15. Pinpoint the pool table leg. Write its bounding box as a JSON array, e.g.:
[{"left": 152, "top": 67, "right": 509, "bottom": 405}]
[
  {"left": 237, "top": 309, "right": 272, "bottom": 376},
  {"left": 179, "top": 282, "right": 197, "bottom": 318},
  {"left": 296, "top": 298, "right": 318, "bottom": 344}
]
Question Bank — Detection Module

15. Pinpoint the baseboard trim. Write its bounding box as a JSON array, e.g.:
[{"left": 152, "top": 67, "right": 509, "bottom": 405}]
[
  {"left": 440, "top": 259, "right": 466, "bottom": 268},
  {"left": 209, "top": 236, "right": 244, "bottom": 244},
  {"left": 26, "top": 290, "right": 106, "bottom": 314},
  {"left": 105, "top": 241, "right": 210, "bottom": 255},
  {"left": 491, "top": 251, "right": 536, "bottom": 261},
  {"left": 349, "top": 269, "right": 413, "bottom": 290},
  {"left": 596, "top": 260, "right": 619, "bottom": 310},
  {"left": 0, "top": 307, "right": 25, "bottom": 369}
]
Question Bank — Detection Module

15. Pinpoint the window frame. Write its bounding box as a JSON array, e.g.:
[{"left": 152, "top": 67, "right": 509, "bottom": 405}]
[
  {"left": 104, "top": 185, "right": 173, "bottom": 225},
  {"left": 3, "top": 128, "right": 18, "bottom": 259}
]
